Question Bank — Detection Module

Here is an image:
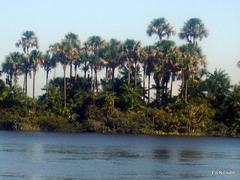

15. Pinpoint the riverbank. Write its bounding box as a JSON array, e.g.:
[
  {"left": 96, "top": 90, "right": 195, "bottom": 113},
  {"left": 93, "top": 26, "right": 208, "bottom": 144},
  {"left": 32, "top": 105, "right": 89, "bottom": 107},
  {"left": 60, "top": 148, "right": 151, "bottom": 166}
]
[{"left": 0, "top": 110, "right": 236, "bottom": 137}]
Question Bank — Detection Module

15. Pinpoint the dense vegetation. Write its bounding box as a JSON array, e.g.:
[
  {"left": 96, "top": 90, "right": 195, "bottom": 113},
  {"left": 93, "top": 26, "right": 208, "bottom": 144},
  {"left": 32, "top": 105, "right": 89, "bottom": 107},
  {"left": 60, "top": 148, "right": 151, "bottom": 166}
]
[{"left": 0, "top": 18, "right": 240, "bottom": 136}]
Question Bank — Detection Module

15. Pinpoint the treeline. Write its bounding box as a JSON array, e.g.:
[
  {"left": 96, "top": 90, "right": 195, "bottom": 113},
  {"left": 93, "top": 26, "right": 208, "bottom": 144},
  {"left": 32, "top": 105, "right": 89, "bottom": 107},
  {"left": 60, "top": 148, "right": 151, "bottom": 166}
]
[{"left": 0, "top": 18, "right": 240, "bottom": 136}]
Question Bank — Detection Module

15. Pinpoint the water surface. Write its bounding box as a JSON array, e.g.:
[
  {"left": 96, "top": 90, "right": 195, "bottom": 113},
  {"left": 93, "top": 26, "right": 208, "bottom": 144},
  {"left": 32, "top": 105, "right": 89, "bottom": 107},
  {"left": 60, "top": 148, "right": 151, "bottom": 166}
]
[{"left": 0, "top": 131, "right": 239, "bottom": 179}]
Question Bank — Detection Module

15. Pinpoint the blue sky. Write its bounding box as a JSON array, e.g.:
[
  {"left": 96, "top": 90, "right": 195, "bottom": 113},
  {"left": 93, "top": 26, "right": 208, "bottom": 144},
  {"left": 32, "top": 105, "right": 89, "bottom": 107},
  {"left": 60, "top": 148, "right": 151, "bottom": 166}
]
[{"left": 0, "top": 0, "right": 240, "bottom": 95}]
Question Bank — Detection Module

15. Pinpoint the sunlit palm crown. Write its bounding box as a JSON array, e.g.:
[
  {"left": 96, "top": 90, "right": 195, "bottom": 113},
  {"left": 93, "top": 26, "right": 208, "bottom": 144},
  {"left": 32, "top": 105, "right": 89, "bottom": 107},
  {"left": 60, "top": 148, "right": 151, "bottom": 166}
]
[
  {"left": 16, "top": 31, "right": 39, "bottom": 54},
  {"left": 147, "top": 18, "right": 175, "bottom": 40}
]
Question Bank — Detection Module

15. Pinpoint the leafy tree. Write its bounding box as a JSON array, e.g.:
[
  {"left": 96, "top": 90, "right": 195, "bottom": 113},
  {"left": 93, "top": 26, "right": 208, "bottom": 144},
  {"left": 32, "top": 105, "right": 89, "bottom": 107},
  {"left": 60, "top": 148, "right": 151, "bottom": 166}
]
[
  {"left": 87, "top": 36, "right": 105, "bottom": 93},
  {"left": 179, "top": 18, "right": 208, "bottom": 46},
  {"left": 178, "top": 44, "right": 206, "bottom": 102},
  {"left": 16, "top": 31, "right": 39, "bottom": 95},
  {"left": 30, "top": 50, "right": 43, "bottom": 98},
  {"left": 205, "top": 69, "right": 230, "bottom": 104},
  {"left": 1, "top": 52, "right": 22, "bottom": 90},
  {"left": 41, "top": 52, "right": 56, "bottom": 90},
  {"left": 224, "top": 84, "right": 240, "bottom": 135},
  {"left": 147, "top": 18, "right": 175, "bottom": 41},
  {"left": 121, "top": 39, "right": 141, "bottom": 86}
]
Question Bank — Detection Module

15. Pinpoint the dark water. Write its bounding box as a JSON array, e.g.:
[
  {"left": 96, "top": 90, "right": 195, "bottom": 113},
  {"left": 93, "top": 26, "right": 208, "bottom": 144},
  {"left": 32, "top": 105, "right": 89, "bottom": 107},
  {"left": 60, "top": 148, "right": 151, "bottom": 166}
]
[{"left": 0, "top": 132, "right": 239, "bottom": 179}]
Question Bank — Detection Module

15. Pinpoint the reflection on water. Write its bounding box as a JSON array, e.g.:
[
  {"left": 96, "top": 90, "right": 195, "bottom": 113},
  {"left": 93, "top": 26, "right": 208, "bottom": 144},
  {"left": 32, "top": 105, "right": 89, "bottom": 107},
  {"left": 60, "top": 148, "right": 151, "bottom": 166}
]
[{"left": 0, "top": 132, "right": 239, "bottom": 179}]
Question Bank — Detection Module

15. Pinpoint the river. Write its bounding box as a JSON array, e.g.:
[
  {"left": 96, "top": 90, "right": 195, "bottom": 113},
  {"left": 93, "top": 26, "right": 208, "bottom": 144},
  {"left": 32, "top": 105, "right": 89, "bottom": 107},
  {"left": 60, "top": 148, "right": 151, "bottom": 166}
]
[{"left": 0, "top": 131, "right": 239, "bottom": 179}]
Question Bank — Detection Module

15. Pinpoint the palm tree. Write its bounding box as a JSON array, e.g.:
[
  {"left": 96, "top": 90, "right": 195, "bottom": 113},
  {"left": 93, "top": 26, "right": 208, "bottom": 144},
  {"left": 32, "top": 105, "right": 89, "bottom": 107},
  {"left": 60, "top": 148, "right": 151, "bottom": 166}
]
[
  {"left": 41, "top": 52, "right": 56, "bottom": 90},
  {"left": 179, "top": 18, "right": 208, "bottom": 46},
  {"left": 73, "top": 56, "right": 82, "bottom": 81},
  {"left": 16, "top": 30, "right": 39, "bottom": 95},
  {"left": 30, "top": 50, "right": 43, "bottom": 98},
  {"left": 64, "top": 33, "right": 81, "bottom": 78},
  {"left": 155, "top": 40, "right": 176, "bottom": 105},
  {"left": 142, "top": 46, "right": 156, "bottom": 103},
  {"left": 1, "top": 52, "right": 22, "bottom": 90},
  {"left": 99, "top": 39, "right": 123, "bottom": 90},
  {"left": 147, "top": 18, "right": 175, "bottom": 105},
  {"left": 122, "top": 39, "right": 141, "bottom": 86},
  {"left": 87, "top": 36, "right": 104, "bottom": 93},
  {"left": 49, "top": 42, "right": 68, "bottom": 107},
  {"left": 81, "top": 42, "right": 90, "bottom": 80},
  {"left": 147, "top": 18, "right": 175, "bottom": 41},
  {"left": 205, "top": 69, "right": 230, "bottom": 104},
  {"left": 167, "top": 47, "right": 181, "bottom": 98},
  {"left": 178, "top": 44, "right": 207, "bottom": 102}
]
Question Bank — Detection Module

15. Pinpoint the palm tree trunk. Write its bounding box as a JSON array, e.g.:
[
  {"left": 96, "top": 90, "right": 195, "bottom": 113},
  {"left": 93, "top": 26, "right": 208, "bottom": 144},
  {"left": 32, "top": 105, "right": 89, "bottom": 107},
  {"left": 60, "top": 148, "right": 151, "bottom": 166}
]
[
  {"left": 185, "top": 79, "right": 188, "bottom": 103},
  {"left": 134, "top": 61, "right": 137, "bottom": 86},
  {"left": 143, "top": 65, "right": 146, "bottom": 101},
  {"left": 63, "top": 64, "right": 67, "bottom": 108},
  {"left": 128, "top": 59, "right": 131, "bottom": 85},
  {"left": 46, "top": 70, "right": 49, "bottom": 90},
  {"left": 9, "top": 73, "right": 13, "bottom": 91},
  {"left": 84, "top": 61, "right": 87, "bottom": 79},
  {"left": 170, "top": 74, "right": 173, "bottom": 98},
  {"left": 94, "top": 67, "right": 98, "bottom": 93},
  {"left": 91, "top": 66, "right": 94, "bottom": 93},
  {"left": 33, "top": 70, "right": 36, "bottom": 99},
  {"left": 23, "top": 78, "right": 25, "bottom": 94},
  {"left": 74, "top": 64, "right": 77, "bottom": 81},
  {"left": 148, "top": 74, "right": 150, "bottom": 104},
  {"left": 105, "top": 66, "right": 108, "bottom": 81},
  {"left": 25, "top": 71, "right": 28, "bottom": 96},
  {"left": 112, "top": 67, "right": 115, "bottom": 92},
  {"left": 161, "top": 62, "right": 165, "bottom": 105}
]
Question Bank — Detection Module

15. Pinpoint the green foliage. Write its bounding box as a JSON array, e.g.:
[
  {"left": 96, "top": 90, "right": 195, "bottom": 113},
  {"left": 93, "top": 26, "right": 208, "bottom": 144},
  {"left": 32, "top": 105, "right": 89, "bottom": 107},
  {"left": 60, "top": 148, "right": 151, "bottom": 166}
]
[{"left": 0, "top": 20, "right": 239, "bottom": 137}]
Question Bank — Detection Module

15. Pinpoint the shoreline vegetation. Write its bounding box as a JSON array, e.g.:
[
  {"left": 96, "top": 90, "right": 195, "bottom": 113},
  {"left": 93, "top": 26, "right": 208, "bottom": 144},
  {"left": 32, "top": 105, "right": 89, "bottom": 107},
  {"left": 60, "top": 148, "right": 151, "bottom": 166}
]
[{"left": 0, "top": 17, "right": 240, "bottom": 137}]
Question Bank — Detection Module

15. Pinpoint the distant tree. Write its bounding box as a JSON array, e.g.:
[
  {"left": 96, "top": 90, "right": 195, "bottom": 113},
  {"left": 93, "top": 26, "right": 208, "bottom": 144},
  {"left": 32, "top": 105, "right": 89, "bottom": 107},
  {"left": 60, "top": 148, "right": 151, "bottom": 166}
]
[
  {"left": 205, "top": 69, "right": 230, "bottom": 104},
  {"left": 41, "top": 52, "right": 56, "bottom": 90},
  {"left": 30, "top": 50, "right": 43, "bottom": 98},
  {"left": 179, "top": 18, "right": 208, "bottom": 46},
  {"left": 16, "top": 31, "right": 39, "bottom": 95},
  {"left": 147, "top": 18, "right": 175, "bottom": 105},
  {"left": 2, "top": 52, "right": 22, "bottom": 90},
  {"left": 122, "top": 39, "right": 141, "bottom": 86},
  {"left": 178, "top": 44, "right": 207, "bottom": 102},
  {"left": 87, "top": 36, "right": 105, "bottom": 93},
  {"left": 64, "top": 33, "right": 81, "bottom": 78},
  {"left": 147, "top": 18, "right": 175, "bottom": 41}
]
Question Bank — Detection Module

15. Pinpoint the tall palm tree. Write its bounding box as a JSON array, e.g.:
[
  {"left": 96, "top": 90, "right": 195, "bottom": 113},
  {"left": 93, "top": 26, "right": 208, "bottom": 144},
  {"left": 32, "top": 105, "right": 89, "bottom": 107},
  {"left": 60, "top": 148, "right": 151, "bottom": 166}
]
[
  {"left": 178, "top": 44, "right": 207, "bottom": 102},
  {"left": 167, "top": 47, "right": 181, "bottom": 98},
  {"left": 18, "top": 54, "right": 32, "bottom": 94},
  {"left": 99, "top": 39, "right": 123, "bottom": 90},
  {"left": 64, "top": 33, "right": 81, "bottom": 78},
  {"left": 81, "top": 42, "right": 90, "bottom": 80},
  {"left": 49, "top": 42, "right": 68, "bottom": 107},
  {"left": 30, "top": 50, "right": 43, "bottom": 98},
  {"left": 73, "top": 55, "right": 82, "bottom": 81},
  {"left": 41, "top": 52, "right": 56, "bottom": 90},
  {"left": 147, "top": 18, "right": 175, "bottom": 104},
  {"left": 1, "top": 52, "right": 22, "bottom": 90},
  {"left": 155, "top": 40, "right": 175, "bottom": 105},
  {"left": 16, "top": 30, "right": 39, "bottom": 95},
  {"left": 179, "top": 18, "right": 208, "bottom": 46},
  {"left": 87, "top": 36, "right": 104, "bottom": 93},
  {"left": 122, "top": 39, "right": 141, "bottom": 86},
  {"left": 142, "top": 46, "right": 156, "bottom": 103},
  {"left": 147, "top": 18, "right": 175, "bottom": 41}
]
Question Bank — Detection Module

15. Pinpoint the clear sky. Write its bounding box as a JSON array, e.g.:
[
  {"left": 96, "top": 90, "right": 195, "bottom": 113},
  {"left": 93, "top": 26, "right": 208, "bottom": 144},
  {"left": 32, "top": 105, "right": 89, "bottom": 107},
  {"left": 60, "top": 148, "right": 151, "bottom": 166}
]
[{"left": 0, "top": 0, "right": 240, "bottom": 96}]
